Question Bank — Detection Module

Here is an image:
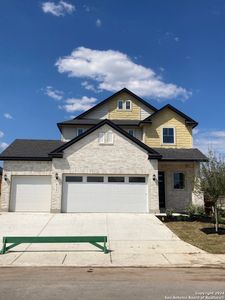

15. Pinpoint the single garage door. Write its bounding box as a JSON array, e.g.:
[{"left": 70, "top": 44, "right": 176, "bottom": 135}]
[
  {"left": 10, "top": 176, "right": 51, "bottom": 212},
  {"left": 62, "top": 175, "right": 148, "bottom": 213}
]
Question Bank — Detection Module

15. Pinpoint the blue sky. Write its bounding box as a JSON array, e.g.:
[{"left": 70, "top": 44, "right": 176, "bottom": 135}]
[{"left": 0, "top": 0, "right": 225, "bottom": 155}]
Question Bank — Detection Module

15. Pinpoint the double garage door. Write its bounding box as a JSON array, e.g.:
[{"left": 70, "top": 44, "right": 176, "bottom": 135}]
[
  {"left": 63, "top": 175, "right": 148, "bottom": 213},
  {"left": 10, "top": 175, "right": 148, "bottom": 213}
]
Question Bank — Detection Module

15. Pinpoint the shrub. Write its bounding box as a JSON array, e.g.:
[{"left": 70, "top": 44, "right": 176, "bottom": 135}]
[
  {"left": 165, "top": 208, "right": 174, "bottom": 218},
  {"left": 218, "top": 209, "right": 225, "bottom": 223},
  {"left": 186, "top": 204, "right": 196, "bottom": 218},
  {"left": 195, "top": 205, "right": 205, "bottom": 217},
  {"left": 186, "top": 204, "right": 205, "bottom": 218}
]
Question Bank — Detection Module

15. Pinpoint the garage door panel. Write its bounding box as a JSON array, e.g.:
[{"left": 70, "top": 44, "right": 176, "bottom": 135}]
[
  {"left": 10, "top": 176, "right": 51, "bottom": 212},
  {"left": 63, "top": 176, "right": 148, "bottom": 213}
]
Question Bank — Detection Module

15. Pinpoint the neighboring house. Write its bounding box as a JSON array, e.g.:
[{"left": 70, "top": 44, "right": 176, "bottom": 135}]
[{"left": 0, "top": 88, "right": 207, "bottom": 213}]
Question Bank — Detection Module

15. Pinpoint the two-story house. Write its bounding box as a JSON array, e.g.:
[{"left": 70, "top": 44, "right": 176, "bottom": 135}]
[{"left": 0, "top": 88, "right": 207, "bottom": 213}]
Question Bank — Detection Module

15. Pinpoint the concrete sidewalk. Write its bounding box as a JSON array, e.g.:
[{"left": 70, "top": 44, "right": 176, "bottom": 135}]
[{"left": 0, "top": 213, "right": 224, "bottom": 267}]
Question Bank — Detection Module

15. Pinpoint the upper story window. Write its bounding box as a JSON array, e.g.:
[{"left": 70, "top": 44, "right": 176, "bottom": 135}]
[
  {"left": 127, "top": 129, "right": 134, "bottom": 137},
  {"left": 162, "top": 127, "right": 175, "bottom": 144},
  {"left": 173, "top": 172, "right": 185, "bottom": 189},
  {"left": 77, "top": 128, "right": 85, "bottom": 136},
  {"left": 99, "top": 131, "right": 114, "bottom": 145},
  {"left": 118, "top": 100, "right": 123, "bottom": 110},
  {"left": 117, "top": 100, "right": 132, "bottom": 111},
  {"left": 125, "top": 100, "right": 131, "bottom": 110}
]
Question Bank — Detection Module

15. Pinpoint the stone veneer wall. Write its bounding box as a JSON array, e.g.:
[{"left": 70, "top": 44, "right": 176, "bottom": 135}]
[
  {"left": 158, "top": 161, "right": 203, "bottom": 211},
  {"left": 52, "top": 125, "right": 159, "bottom": 213},
  {"left": 0, "top": 161, "right": 52, "bottom": 212},
  {"left": 0, "top": 125, "right": 160, "bottom": 213}
]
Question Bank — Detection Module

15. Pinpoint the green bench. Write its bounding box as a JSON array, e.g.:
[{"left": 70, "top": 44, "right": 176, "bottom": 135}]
[{"left": 0, "top": 236, "right": 109, "bottom": 254}]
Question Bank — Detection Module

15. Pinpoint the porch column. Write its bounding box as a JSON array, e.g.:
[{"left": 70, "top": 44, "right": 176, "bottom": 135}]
[{"left": 192, "top": 162, "right": 204, "bottom": 206}]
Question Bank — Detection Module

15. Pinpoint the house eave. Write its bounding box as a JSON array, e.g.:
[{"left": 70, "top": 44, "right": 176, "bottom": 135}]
[
  {"left": 48, "top": 153, "right": 63, "bottom": 158},
  {"left": 0, "top": 156, "right": 52, "bottom": 161},
  {"left": 159, "top": 158, "right": 208, "bottom": 162}
]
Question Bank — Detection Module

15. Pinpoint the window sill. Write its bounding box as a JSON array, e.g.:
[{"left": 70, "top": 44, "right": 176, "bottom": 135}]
[{"left": 116, "top": 109, "right": 132, "bottom": 112}]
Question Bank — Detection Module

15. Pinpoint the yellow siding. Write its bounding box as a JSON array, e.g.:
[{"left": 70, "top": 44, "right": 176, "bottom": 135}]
[
  {"left": 144, "top": 108, "right": 193, "bottom": 148},
  {"left": 108, "top": 92, "right": 141, "bottom": 120}
]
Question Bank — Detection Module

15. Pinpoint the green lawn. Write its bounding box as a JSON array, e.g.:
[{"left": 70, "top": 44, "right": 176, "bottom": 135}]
[{"left": 166, "top": 220, "right": 225, "bottom": 254}]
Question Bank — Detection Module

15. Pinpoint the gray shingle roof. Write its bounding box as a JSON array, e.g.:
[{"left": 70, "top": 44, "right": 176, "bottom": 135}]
[
  {"left": 0, "top": 139, "right": 64, "bottom": 160},
  {"left": 153, "top": 148, "right": 208, "bottom": 161},
  {"left": 58, "top": 119, "right": 141, "bottom": 127},
  {"left": 0, "top": 140, "right": 207, "bottom": 162}
]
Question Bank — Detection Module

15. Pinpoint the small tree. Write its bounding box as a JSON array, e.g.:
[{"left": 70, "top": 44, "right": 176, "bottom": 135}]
[{"left": 194, "top": 150, "right": 225, "bottom": 232}]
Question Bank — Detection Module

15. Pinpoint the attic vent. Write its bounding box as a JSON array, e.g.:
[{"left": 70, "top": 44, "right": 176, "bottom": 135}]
[{"left": 98, "top": 131, "right": 114, "bottom": 145}]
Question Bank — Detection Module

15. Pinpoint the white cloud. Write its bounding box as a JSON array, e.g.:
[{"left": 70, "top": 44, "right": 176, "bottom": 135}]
[
  {"left": 42, "top": 1, "right": 75, "bottom": 16},
  {"left": 81, "top": 81, "right": 99, "bottom": 92},
  {"left": 192, "top": 128, "right": 199, "bottom": 135},
  {"left": 45, "top": 86, "right": 64, "bottom": 100},
  {"left": 96, "top": 19, "right": 102, "bottom": 27},
  {"left": 55, "top": 47, "right": 191, "bottom": 101},
  {"left": 174, "top": 37, "right": 180, "bottom": 42},
  {"left": 194, "top": 129, "right": 225, "bottom": 154},
  {"left": 209, "top": 131, "right": 225, "bottom": 138},
  {"left": 0, "top": 142, "right": 8, "bottom": 151},
  {"left": 62, "top": 96, "right": 97, "bottom": 112},
  {"left": 0, "top": 130, "right": 8, "bottom": 152},
  {"left": 4, "top": 113, "right": 13, "bottom": 119}
]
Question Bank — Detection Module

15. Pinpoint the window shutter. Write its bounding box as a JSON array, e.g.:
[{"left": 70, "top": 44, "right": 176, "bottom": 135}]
[
  {"left": 99, "top": 132, "right": 105, "bottom": 144},
  {"left": 107, "top": 131, "right": 114, "bottom": 144}
]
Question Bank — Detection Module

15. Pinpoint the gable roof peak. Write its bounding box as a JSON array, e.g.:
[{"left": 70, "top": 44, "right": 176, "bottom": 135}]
[
  {"left": 74, "top": 88, "right": 157, "bottom": 120},
  {"left": 141, "top": 103, "right": 198, "bottom": 128},
  {"left": 50, "top": 118, "right": 161, "bottom": 159}
]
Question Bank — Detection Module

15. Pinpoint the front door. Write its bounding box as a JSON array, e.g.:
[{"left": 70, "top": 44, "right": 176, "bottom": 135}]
[{"left": 158, "top": 171, "right": 165, "bottom": 209}]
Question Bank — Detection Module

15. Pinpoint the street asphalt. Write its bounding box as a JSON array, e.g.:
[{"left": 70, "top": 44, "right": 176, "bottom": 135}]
[{"left": 0, "top": 267, "right": 224, "bottom": 300}]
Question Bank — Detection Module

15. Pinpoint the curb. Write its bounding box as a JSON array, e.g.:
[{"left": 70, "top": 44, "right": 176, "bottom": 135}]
[{"left": 0, "top": 264, "right": 225, "bottom": 269}]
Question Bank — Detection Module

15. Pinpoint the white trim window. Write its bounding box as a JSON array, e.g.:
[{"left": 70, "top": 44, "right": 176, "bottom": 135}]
[
  {"left": 125, "top": 100, "right": 132, "bottom": 110},
  {"left": 98, "top": 132, "right": 105, "bottom": 144},
  {"left": 99, "top": 131, "right": 114, "bottom": 145},
  {"left": 162, "top": 127, "right": 175, "bottom": 144},
  {"left": 77, "top": 128, "right": 85, "bottom": 136},
  {"left": 117, "top": 100, "right": 132, "bottom": 111},
  {"left": 107, "top": 131, "right": 114, "bottom": 144}
]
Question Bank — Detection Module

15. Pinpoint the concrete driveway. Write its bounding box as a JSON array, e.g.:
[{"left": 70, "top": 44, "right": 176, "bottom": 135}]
[{"left": 0, "top": 213, "right": 224, "bottom": 267}]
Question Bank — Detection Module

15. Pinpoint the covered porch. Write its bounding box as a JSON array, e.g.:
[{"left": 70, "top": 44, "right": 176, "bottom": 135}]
[{"left": 154, "top": 148, "right": 208, "bottom": 212}]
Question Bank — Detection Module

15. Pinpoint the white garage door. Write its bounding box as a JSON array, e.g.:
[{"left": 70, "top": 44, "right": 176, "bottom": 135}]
[
  {"left": 10, "top": 176, "right": 51, "bottom": 212},
  {"left": 62, "top": 175, "right": 148, "bottom": 213}
]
